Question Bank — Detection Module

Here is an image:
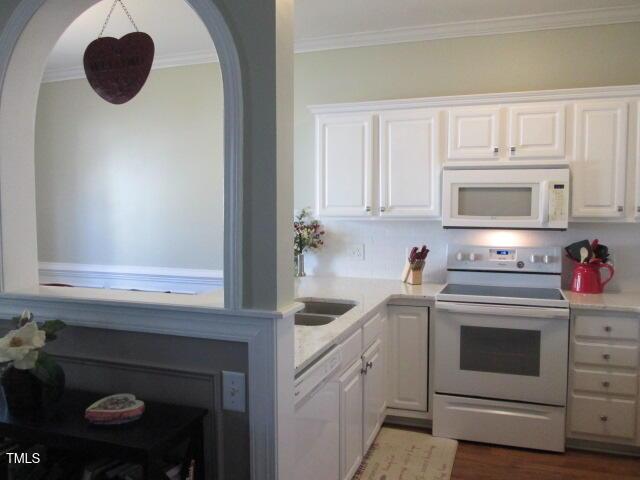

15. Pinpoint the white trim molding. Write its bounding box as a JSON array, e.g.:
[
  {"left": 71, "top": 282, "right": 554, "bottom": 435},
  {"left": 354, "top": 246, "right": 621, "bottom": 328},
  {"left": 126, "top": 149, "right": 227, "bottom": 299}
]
[
  {"left": 295, "top": 5, "right": 640, "bottom": 53},
  {"left": 38, "top": 262, "right": 223, "bottom": 294},
  {"left": 42, "top": 49, "right": 220, "bottom": 83}
]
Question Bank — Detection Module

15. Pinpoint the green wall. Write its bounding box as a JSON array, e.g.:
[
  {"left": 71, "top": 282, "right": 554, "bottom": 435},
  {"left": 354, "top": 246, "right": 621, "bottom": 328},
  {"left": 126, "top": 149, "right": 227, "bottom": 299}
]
[{"left": 36, "top": 63, "right": 224, "bottom": 269}]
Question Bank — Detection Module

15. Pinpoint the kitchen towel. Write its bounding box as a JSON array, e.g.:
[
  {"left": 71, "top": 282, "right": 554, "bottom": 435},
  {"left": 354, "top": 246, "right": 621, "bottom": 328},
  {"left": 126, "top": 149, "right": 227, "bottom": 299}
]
[{"left": 354, "top": 426, "right": 458, "bottom": 480}]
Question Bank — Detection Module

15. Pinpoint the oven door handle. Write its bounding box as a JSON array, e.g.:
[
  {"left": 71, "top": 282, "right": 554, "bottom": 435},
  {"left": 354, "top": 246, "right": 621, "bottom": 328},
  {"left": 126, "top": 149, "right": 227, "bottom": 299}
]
[{"left": 436, "top": 301, "right": 569, "bottom": 320}]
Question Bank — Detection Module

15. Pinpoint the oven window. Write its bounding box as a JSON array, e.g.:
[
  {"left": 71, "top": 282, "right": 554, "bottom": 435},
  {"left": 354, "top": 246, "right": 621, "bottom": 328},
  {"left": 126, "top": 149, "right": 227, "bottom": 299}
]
[
  {"left": 458, "top": 187, "right": 532, "bottom": 217},
  {"left": 460, "top": 326, "right": 541, "bottom": 376}
]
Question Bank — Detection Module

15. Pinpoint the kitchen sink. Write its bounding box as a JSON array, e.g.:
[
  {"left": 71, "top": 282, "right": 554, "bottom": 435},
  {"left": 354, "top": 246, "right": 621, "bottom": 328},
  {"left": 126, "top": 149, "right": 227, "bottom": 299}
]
[
  {"left": 294, "top": 299, "right": 356, "bottom": 326},
  {"left": 294, "top": 313, "right": 336, "bottom": 326},
  {"left": 297, "top": 300, "right": 355, "bottom": 316}
]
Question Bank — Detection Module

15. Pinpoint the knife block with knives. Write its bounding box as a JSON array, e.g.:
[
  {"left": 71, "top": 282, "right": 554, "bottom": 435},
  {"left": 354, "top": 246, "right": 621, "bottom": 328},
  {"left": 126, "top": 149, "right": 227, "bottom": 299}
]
[{"left": 402, "top": 245, "right": 429, "bottom": 285}]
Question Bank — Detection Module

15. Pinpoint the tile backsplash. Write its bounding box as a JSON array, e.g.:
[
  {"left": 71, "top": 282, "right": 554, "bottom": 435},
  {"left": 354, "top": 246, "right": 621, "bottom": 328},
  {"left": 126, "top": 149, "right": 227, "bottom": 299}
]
[{"left": 305, "top": 220, "right": 640, "bottom": 292}]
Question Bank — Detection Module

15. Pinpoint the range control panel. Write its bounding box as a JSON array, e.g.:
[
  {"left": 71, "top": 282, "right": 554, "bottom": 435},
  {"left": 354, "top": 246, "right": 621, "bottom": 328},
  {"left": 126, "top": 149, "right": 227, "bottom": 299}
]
[{"left": 448, "top": 245, "right": 562, "bottom": 274}]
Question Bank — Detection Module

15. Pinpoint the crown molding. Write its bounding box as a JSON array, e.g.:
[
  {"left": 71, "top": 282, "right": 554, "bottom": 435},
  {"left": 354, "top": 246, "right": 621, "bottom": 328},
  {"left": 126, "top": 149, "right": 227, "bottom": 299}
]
[
  {"left": 295, "top": 5, "right": 640, "bottom": 53},
  {"left": 42, "top": 5, "right": 640, "bottom": 83},
  {"left": 42, "top": 49, "right": 219, "bottom": 83}
]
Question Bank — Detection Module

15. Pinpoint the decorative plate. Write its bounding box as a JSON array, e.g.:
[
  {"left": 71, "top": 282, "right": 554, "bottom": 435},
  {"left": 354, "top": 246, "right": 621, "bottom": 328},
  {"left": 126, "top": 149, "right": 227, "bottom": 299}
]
[{"left": 85, "top": 393, "right": 145, "bottom": 425}]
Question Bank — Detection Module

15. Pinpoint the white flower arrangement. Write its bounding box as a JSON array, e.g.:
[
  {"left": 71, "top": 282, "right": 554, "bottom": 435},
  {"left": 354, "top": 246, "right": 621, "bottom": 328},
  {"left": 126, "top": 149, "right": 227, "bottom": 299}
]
[
  {"left": 0, "top": 310, "right": 66, "bottom": 372},
  {"left": 0, "top": 319, "right": 46, "bottom": 370}
]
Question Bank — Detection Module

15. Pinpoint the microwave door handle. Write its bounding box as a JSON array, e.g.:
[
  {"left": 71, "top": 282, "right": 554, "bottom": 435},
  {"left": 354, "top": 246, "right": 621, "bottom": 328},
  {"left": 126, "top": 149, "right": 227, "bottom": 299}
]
[
  {"left": 436, "top": 301, "right": 569, "bottom": 319},
  {"left": 541, "top": 181, "right": 550, "bottom": 226}
]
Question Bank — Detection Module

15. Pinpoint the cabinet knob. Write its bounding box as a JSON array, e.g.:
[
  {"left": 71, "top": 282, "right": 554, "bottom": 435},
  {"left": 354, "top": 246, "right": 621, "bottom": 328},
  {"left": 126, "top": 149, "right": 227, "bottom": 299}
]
[
  {"left": 366, "top": 361, "right": 373, "bottom": 370},
  {"left": 600, "top": 415, "right": 608, "bottom": 422},
  {"left": 493, "top": 147, "right": 499, "bottom": 154},
  {"left": 380, "top": 207, "right": 386, "bottom": 212},
  {"left": 361, "top": 368, "right": 367, "bottom": 375},
  {"left": 602, "top": 381, "right": 610, "bottom": 388},
  {"left": 602, "top": 353, "right": 611, "bottom": 360},
  {"left": 510, "top": 146, "right": 516, "bottom": 153},
  {"left": 604, "top": 326, "right": 612, "bottom": 332},
  {"left": 365, "top": 206, "right": 371, "bottom": 212},
  {"left": 617, "top": 206, "right": 624, "bottom": 213}
]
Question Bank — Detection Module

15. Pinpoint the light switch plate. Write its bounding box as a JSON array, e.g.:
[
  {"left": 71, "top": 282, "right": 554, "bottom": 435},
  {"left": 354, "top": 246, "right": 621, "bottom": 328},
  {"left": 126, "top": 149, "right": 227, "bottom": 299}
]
[{"left": 222, "top": 371, "right": 246, "bottom": 413}]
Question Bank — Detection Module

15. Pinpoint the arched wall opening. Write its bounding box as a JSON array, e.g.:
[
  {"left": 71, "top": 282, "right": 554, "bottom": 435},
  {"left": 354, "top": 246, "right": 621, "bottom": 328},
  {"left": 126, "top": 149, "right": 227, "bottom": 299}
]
[{"left": 0, "top": 0, "right": 244, "bottom": 308}]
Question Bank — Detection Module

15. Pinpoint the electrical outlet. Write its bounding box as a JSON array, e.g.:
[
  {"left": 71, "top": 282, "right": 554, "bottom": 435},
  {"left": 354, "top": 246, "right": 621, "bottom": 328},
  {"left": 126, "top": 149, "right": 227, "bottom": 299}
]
[
  {"left": 348, "top": 244, "right": 365, "bottom": 260},
  {"left": 222, "top": 371, "right": 246, "bottom": 413}
]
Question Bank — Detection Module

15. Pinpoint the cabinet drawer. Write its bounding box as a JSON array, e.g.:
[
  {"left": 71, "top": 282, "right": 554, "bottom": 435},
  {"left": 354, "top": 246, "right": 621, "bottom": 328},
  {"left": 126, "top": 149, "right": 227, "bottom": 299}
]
[
  {"left": 575, "top": 315, "right": 639, "bottom": 341},
  {"left": 363, "top": 311, "right": 384, "bottom": 349},
  {"left": 573, "top": 368, "right": 638, "bottom": 396},
  {"left": 340, "top": 328, "right": 363, "bottom": 373},
  {"left": 570, "top": 394, "right": 636, "bottom": 439},
  {"left": 434, "top": 394, "right": 565, "bottom": 452},
  {"left": 573, "top": 342, "right": 638, "bottom": 368}
]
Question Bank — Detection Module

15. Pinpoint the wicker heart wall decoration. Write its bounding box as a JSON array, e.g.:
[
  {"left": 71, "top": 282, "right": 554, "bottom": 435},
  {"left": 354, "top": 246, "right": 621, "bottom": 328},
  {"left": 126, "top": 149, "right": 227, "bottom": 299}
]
[{"left": 83, "top": 0, "right": 155, "bottom": 105}]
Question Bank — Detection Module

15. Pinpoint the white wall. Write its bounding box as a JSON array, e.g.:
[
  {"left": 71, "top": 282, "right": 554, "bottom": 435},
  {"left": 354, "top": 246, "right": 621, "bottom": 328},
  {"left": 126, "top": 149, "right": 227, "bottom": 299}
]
[{"left": 35, "top": 63, "right": 223, "bottom": 270}]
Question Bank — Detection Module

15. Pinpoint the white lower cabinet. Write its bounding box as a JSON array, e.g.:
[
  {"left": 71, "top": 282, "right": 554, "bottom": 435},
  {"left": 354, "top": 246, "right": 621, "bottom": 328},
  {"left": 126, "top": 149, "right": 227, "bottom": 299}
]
[
  {"left": 339, "top": 359, "right": 364, "bottom": 480},
  {"left": 363, "top": 339, "right": 386, "bottom": 452},
  {"left": 567, "top": 311, "right": 640, "bottom": 446},
  {"left": 337, "top": 310, "right": 387, "bottom": 480},
  {"left": 386, "top": 306, "right": 429, "bottom": 413}
]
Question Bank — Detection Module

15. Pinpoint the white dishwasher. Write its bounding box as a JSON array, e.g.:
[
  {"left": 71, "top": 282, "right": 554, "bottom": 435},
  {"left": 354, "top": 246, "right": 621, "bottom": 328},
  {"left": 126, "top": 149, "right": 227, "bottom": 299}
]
[{"left": 294, "top": 346, "right": 342, "bottom": 480}]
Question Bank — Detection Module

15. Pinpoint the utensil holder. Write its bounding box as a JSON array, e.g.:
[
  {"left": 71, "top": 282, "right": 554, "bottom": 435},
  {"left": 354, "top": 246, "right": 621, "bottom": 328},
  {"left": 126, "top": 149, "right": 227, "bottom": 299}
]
[{"left": 407, "top": 268, "right": 423, "bottom": 285}]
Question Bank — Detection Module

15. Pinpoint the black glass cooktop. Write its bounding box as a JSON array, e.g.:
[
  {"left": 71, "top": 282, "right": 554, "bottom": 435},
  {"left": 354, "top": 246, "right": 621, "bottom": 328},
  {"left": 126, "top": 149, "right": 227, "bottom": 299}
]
[{"left": 440, "top": 283, "right": 565, "bottom": 301}]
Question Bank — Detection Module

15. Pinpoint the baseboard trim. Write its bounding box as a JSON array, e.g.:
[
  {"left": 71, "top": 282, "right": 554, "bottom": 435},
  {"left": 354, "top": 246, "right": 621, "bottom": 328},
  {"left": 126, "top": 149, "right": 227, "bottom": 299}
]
[{"left": 38, "top": 262, "right": 223, "bottom": 294}]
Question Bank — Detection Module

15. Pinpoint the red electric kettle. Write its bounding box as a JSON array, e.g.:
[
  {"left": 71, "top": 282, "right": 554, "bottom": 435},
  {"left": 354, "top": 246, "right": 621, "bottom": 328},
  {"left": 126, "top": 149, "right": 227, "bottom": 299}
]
[{"left": 570, "top": 260, "right": 614, "bottom": 294}]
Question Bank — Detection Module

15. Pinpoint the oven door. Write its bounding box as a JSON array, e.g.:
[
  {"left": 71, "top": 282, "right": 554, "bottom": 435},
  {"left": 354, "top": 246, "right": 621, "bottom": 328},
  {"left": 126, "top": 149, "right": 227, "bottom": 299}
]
[
  {"left": 442, "top": 168, "right": 569, "bottom": 229},
  {"left": 435, "top": 301, "right": 569, "bottom": 406}
]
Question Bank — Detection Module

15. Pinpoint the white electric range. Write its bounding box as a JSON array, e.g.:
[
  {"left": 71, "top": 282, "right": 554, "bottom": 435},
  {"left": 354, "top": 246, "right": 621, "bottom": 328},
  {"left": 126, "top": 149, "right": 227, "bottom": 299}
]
[{"left": 433, "top": 245, "right": 569, "bottom": 452}]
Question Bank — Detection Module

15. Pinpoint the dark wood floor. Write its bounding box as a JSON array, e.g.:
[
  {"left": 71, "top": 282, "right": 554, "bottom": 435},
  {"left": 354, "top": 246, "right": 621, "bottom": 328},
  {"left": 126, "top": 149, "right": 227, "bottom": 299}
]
[{"left": 451, "top": 441, "right": 640, "bottom": 480}]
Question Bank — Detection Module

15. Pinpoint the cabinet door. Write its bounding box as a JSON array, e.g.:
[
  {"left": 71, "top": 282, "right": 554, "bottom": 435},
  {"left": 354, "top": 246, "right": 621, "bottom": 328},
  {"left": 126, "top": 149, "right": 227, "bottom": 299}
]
[
  {"left": 339, "top": 359, "right": 364, "bottom": 480},
  {"left": 379, "top": 109, "right": 440, "bottom": 217},
  {"left": 387, "top": 306, "right": 429, "bottom": 412},
  {"left": 508, "top": 103, "right": 566, "bottom": 159},
  {"left": 447, "top": 106, "right": 501, "bottom": 161},
  {"left": 572, "top": 101, "right": 628, "bottom": 218},
  {"left": 316, "top": 113, "right": 374, "bottom": 217},
  {"left": 363, "top": 339, "right": 386, "bottom": 453}
]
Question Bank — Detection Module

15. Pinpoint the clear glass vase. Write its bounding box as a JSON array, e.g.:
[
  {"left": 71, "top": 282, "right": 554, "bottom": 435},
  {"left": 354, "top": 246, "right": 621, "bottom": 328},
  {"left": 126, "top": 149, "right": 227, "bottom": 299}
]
[{"left": 295, "top": 254, "right": 306, "bottom": 277}]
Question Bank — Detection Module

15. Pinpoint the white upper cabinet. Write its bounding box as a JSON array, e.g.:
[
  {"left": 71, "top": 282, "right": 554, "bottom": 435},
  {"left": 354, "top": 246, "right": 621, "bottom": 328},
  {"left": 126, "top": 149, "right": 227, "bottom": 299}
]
[
  {"left": 312, "top": 85, "right": 640, "bottom": 222},
  {"left": 572, "top": 101, "right": 628, "bottom": 218},
  {"left": 379, "top": 109, "right": 440, "bottom": 217},
  {"left": 316, "top": 113, "right": 374, "bottom": 217},
  {"left": 508, "top": 103, "right": 566, "bottom": 160},
  {"left": 447, "top": 106, "right": 500, "bottom": 161}
]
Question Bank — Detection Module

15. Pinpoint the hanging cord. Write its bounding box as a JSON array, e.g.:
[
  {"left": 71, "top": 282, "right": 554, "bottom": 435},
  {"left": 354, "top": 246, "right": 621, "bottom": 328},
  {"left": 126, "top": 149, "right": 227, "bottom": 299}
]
[{"left": 98, "top": 0, "right": 139, "bottom": 38}]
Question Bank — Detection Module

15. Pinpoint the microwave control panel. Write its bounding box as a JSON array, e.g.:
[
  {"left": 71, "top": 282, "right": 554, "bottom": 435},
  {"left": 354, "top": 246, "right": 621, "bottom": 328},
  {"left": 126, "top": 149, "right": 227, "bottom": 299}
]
[{"left": 548, "top": 182, "right": 568, "bottom": 223}]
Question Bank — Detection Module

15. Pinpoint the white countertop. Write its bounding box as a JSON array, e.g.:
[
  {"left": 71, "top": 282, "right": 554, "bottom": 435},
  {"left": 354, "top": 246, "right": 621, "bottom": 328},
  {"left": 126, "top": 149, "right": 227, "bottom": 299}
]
[
  {"left": 564, "top": 290, "right": 640, "bottom": 314},
  {"left": 294, "top": 276, "right": 640, "bottom": 373},
  {"left": 294, "top": 277, "right": 444, "bottom": 372}
]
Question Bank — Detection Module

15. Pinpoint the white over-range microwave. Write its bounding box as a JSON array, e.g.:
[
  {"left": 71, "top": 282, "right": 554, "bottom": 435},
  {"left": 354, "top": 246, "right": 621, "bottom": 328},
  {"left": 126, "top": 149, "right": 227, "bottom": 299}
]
[{"left": 442, "top": 168, "right": 570, "bottom": 230}]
